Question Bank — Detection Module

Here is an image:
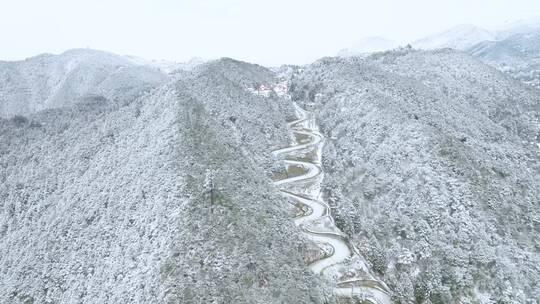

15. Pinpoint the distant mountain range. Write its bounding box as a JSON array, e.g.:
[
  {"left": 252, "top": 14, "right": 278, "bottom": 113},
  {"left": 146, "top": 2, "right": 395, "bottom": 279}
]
[
  {"left": 339, "top": 18, "right": 540, "bottom": 55},
  {"left": 338, "top": 18, "right": 540, "bottom": 88},
  {"left": 0, "top": 49, "right": 168, "bottom": 118},
  {"left": 411, "top": 24, "right": 495, "bottom": 50},
  {"left": 469, "top": 30, "right": 540, "bottom": 88},
  {"left": 0, "top": 49, "right": 209, "bottom": 118}
]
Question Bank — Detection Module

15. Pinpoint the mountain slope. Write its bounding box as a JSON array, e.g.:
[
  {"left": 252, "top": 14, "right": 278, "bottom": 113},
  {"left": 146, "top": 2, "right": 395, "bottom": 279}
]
[
  {"left": 468, "top": 29, "right": 540, "bottom": 88},
  {"left": 0, "top": 49, "right": 168, "bottom": 118},
  {"left": 339, "top": 19, "right": 540, "bottom": 58},
  {"left": 1, "top": 48, "right": 539, "bottom": 304},
  {"left": 411, "top": 24, "right": 495, "bottom": 50},
  {"left": 290, "top": 49, "right": 540, "bottom": 303},
  {"left": 0, "top": 58, "right": 330, "bottom": 304}
]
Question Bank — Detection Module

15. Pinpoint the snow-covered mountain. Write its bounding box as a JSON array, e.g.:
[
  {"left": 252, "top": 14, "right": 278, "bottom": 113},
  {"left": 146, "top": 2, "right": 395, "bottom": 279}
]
[
  {"left": 405, "top": 19, "right": 540, "bottom": 88},
  {"left": 338, "top": 18, "right": 540, "bottom": 57},
  {"left": 410, "top": 19, "right": 540, "bottom": 51},
  {"left": 468, "top": 28, "right": 540, "bottom": 88},
  {"left": 1, "top": 48, "right": 539, "bottom": 304},
  {"left": 338, "top": 24, "right": 497, "bottom": 57},
  {"left": 293, "top": 49, "right": 540, "bottom": 303},
  {"left": 337, "top": 37, "right": 400, "bottom": 57},
  {"left": 0, "top": 57, "right": 327, "bottom": 304},
  {"left": 0, "top": 49, "right": 168, "bottom": 118},
  {"left": 411, "top": 24, "right": 496, "bottom": 50}
]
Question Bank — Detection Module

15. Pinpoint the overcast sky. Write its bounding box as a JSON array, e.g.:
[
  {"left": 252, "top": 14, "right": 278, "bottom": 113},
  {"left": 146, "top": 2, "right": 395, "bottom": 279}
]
[{"left": 1, "top": 0, "right": 539, "bottom": 66}]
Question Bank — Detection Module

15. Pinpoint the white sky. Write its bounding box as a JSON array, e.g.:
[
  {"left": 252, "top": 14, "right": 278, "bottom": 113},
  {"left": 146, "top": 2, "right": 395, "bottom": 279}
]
[{"left": 1, "top": 0, "right": 539, "bottom": 66}]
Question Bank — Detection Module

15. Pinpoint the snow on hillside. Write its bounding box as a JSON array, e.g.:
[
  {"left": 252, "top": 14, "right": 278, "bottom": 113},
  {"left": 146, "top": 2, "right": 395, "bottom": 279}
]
[
  {"left": 338, "top": 18, "right": 540, "bottom": 58},
  {"left": 0, "top": 57, "right": 328, "bottom": 304},
  {"left": 411, "top": 24, "right": 495, "bottom": 50},
  {"left": 410, "top": 19, "right": 540, "bottom": 51},
  {"left": 1, "top": 46, "right": 539, "bottom": 303},
  {"left": 468, "top": 28, "right": 540, "bottom": 88},
  {"left": 291, "top": 49, "right": 540, "bottom": 303},
  {"left": 0, "top": 49, "right": 168, "bottom": 118}
]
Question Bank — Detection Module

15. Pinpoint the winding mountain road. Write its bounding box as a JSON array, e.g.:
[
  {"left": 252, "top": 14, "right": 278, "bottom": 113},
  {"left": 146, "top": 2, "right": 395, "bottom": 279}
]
[{"left": 273, "top": 102, "right": 392, "bottom": 304}]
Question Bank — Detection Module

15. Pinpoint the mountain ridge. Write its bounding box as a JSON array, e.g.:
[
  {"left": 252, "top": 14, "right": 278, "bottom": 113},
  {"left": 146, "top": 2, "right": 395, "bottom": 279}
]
[{"left": 1, "top": 48, "right": 539, "bottom": 303}]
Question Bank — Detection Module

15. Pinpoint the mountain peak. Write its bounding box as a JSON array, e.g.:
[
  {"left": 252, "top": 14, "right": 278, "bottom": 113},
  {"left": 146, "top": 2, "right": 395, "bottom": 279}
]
[{"left": 411, "top": 24, "right": 495, "bottom": 50}]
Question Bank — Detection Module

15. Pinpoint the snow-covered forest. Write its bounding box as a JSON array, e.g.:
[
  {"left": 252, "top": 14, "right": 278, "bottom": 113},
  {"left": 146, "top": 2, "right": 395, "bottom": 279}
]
[
  {"left": 1, "top": 43, "right": 539, "bottom": 304},
  {"left": 291, "top": 49, "right": 540, "bottom": 303}
]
